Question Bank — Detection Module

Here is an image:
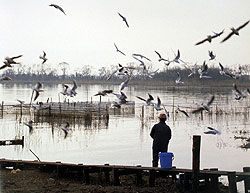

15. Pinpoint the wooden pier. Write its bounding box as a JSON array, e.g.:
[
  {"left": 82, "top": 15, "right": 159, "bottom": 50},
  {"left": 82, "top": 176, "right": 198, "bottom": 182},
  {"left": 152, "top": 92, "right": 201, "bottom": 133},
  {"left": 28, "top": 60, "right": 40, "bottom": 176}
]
[
  {"left": 0, "top": 136, "right": 24, "bottom": 147},
  {"left": 0, "top": 158, "right": 250, "bottom": 192}
]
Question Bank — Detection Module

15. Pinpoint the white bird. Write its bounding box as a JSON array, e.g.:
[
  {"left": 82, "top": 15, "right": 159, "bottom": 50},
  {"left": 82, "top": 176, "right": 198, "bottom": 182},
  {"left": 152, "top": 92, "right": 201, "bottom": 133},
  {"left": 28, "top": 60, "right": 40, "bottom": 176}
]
[
  {"left": 114, "top": 43, "right": 126, "bottom": 56},
  {"left": 198, "top": 61, "right": 212, "bottom": 79},
  {"left": 61, "top": 80, "right": 77, "bottom": 97},
  {"left": 221, "top": 20, "right": 249, "bottom": 43},
  {"left": 0, "top": 55, "right": 23, "bottom": 70},
  {"left": 146, "top": 69, "right": 159, "bottom": 79},
  {"left": 31, "top": 82, "right": 43, "bottom": 101},
  {"left": 192, "top": 96, "right": 215, "bottom": 114},
  {"left": 132, "top": 53, "right": 151, "bottom": 62},
  {"left": 195, "top": 29, "right": 224, "bottom": 45},
  {"left": 188, "top": 62, "right": 198, "bottom": 77},
  {"left": 162, "top": 105, "right": 170, "bottom": 120},
  {"left": 204, "top": 127, "right": 221, "bottom": 135},
  {"left": 118, "top": 12, "right": 129, "bottom": 28},
  {"left": 154, "top": 96, "right": 163, "bottom": 111},
  {"left": 233, "top": 84, "right": 246, "bottom": 100},
  {"left": 176, "top": 105, "right": 189, "bottom": 117},
  {"left": 136, "top": 93, "right": 154, "bottom": 106},
  {"left": 112, "top": 91, "right": 127, "bottom": 104},
  {"left": 120, "top": 77, "right": 130, "bottom": 91},
  {"left": 175, "top": 72, "right": 184, "bottom": 84},
  {"left": 111, "top": 101, "right": 121, "bottom": 109},
  {"left": 49, "top": 4, "right": 66, "bottom": 15},
  {"left": 39, "top": 51, "right": 48, "bottom": 64}
]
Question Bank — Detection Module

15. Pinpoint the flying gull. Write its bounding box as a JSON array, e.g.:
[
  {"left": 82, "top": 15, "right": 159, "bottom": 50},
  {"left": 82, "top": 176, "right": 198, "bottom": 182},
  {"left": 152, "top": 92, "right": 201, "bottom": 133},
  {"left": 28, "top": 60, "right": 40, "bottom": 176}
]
[
  {"left": 39, "top": 51, "right": 48, "bottom": 64},
  {"left": 204, "top": 127, "right": 221, "bottom": 135},
  {"left": 120, "top": 77, "right": 130, "bottom": 91},
  {"left": 61, "top": 80, "right": 77, "bottom": 97},
  {"left": 114, "top": 43, "right": 126, "bottom": 56},
  {"left": 175, "top": 72, "right": 184, "bottom": 84},
  {"left": 195, "top": 29, "right": 224, "bottom": 45},
  {"left": 49, "top": 4, "right": 66, "bottom": 15},
  {"left": 221, "top": 20, "right": 249, "bottom": 43},
  {"left": 118, "top": 12, "right": 129, "bottom": 28},
  {"left": 176, "top": 105, "right": 189, "bottom": 117},
  {"left": 136, "top": 93, "right": 154, "bottom": 106},
  {"left": 94, "top": 90, "right": 113, "bottom": 96},
  {"left": 154, "top": 96, "right": 163, "bottom": 111},
  {"left": 0, "top": 55, "right": 23, "bottom": 70},
  {"left": 233, "top": 84, "right": 246, "bottom": 100},
  {"left": 154, "top": 51, "right": 168, "bottom": 62},
  {"left": 208, "top": 50, "right": 216, "bottom": 60},
  {"left": 192, "top": 95, "right": 215, "bottom": 114},
  {"left": 132, "top": 53, "right": 151, "bottom": 62}
]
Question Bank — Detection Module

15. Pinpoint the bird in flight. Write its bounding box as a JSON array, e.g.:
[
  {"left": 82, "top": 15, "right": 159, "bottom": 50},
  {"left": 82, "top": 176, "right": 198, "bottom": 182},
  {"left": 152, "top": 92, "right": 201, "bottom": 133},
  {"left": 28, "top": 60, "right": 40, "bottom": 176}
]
[
  {"left": 192, "top": 96, "right": 215, "bottom": 114},
  {"left": 154, "top": 51, "right": 168, "bottom": 62},
  {"left": 204, "top": 127, "right": 221, "bottom": 135},
  {"left": 32, "top": 82, "right": 43, "bottom": 101},
  {"left": 208, "top": 50, "right": 216, "bottom": 60},
  {"left": 132, "top": 53, "right": 151, "bottom": 62},
  {"left": 233, "top": 84, "right": 246, "bottom": 100},
  {"left": 49, "top": 4, "right": 66, "bottom": 15},
  {"left": 195, "top": 29, "right": 224, "bottom": 45},
  {"left": 176, "top": 105, "right": 189, "bottom": 117},
  {"left": 114, "top": 43, "right": 126, "bottom": 56},
  {"left": 154, "top": 96, "right": 163, "bottom": 111},
  {"left": 94, "top": 90, "right": 113, "bottom": 96},
  {"left": 0, "top": 55, "right": 22, "bottom": 70},
  {"left": 39, "top": 51, "right": 48, "bottom": 64},
  {"left": 61, "top": 80, "right": 78, "bottom": 97},
  {"left": 221, "top": 20, "right": 249, "bottom": 43},
  {"left": 118, "top": 12, "right": 129, "bottom": 28},
  {"left": 175, "top": 72, "right": 184, "bottom": 84},
  {"left": 136, "top": 93, "right": 154, "bottom": 106}
]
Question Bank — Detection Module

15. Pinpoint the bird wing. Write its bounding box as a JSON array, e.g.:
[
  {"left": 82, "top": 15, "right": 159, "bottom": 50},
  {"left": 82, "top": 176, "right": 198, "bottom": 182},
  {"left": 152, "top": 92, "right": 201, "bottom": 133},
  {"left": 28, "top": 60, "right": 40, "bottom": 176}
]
[
  {"left": 154, "top": 50, "right": 162, "bottom": 59},
  {"left": 219, "top": 63, "right": 224, "bottom": 71},
  {"left": 207, "top": 96, "right": 215, "bottom": 106},
  {"left": 33, "top": 90, "right": 39, "bottom": 101},
  {"left": 50, "top": 4, "right": 66, "bottom": 15},
  {"left": 180, "top": 109, "right": 189, "bottom": 117},
  {"left": 195, "top": 38, "right": 208, "bottom": 45},
  {"left": 114, "top": 43, "right": 119, "bottom": 51},
  {"left": 175, "top": 50, "right": 180, "bottom": 60},
  {"left": 224, "top": 72, "right": 235, "bottom": 79},
  {"left": 207, "top": 127, "right": 215, "bottom": 131},
  {"left": 212, "top": 29, "right": 224, "bottom": 38},
  {"left": 221, "top": 31, "right": 234, "bottom": 43},
  {"left": 233, "top": 84, "right": 242, "bottom": 95},
  {"left": 118, "top": 50, "right": 126, "bottom": 56},
  {"left": 0, "top": 64, "right": 8, "bottom": 70},
  {"left": 157, "top": 96, "right": 161, "bottom": 106},
  {"left": 11, "top": 55, "right": 23, "bottom": 60},
  {"left": 192, "top": 107, "right": 203, "bottom": 114},
  {"left": 136, "top": 96, "right": 146, "bottom": 102},
  {"left": 43, "top": 51, "right": 46, "bottom": 57},
  {"left": 103, "top": 89, "right": 113, "bottom": 94},
  {"left": 148, "top": 93, "right": 154, "bottom": 101},
  {"left": 236, "top": 20, "right": 250, "bottom": 31},
  {"left": 72, "top": 80, "right": 77, "bottom": 91}
]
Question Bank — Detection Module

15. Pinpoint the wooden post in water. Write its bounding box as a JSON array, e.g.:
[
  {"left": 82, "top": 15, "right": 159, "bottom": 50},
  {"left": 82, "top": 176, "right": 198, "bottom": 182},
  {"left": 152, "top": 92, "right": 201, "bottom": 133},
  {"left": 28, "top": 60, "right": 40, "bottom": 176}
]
[
  {"left": 192, "top": 135, "right": 201, "bottom": 193},
  {"left": 228, "top": 171, "right": 237, "bottom": 193},
  {"left": 1, "top": 101, "right": 3, "bottom": 117},
  {"left": 243, "top": 167, "right": 250, "bottom": 193}
]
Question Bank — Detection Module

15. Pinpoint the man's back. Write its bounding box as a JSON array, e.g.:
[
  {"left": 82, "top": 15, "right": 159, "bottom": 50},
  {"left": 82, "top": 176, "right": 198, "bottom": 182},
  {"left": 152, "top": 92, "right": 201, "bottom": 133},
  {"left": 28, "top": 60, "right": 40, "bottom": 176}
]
[{"left": 150, "top": 122, "right": 171, "bottom": 151}]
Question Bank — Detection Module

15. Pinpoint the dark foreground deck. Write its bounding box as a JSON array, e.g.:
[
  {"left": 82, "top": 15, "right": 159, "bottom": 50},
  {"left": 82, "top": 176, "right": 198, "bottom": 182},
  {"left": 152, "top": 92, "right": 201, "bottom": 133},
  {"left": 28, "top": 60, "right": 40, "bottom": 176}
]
[{"left": 0, "top": 158, "right": 250, "bottom": 193}]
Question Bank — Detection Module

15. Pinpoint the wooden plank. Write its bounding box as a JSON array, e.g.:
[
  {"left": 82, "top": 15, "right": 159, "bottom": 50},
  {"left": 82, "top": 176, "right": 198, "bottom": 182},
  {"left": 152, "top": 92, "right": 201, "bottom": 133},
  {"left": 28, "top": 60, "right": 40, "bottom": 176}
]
[
  {"left": 113, "top": 168, "right": 120, "bottom": 186},
  {"left": 210, "top": 168, "right": 219, "bottom": 193},
  {"left": 243, "top": 167, "right": 250, "bottom": 193},
  {"left": 192, "top": 135, "right": 201, "bottom": 193},
  {"left": 228, "top": 171, "right": 237, "bottom": 193}
]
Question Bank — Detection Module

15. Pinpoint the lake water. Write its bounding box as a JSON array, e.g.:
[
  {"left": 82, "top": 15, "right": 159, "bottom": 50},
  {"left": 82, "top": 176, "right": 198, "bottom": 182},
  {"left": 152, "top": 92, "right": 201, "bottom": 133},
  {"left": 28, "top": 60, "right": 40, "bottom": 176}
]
[{"left": 0, "top": 83, "right": 250, "bottom": 191}]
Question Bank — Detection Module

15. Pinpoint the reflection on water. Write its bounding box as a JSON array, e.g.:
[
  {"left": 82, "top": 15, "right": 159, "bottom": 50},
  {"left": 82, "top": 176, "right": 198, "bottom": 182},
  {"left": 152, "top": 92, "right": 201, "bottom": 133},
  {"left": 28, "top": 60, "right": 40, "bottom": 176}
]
[{"left": 0, "top": 84, "right": 250, "bottom": 173}]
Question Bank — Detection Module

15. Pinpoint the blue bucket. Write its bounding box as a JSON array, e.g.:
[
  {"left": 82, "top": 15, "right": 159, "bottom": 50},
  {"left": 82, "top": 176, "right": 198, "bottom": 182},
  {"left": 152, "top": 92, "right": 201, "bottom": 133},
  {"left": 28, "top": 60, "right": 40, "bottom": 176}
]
[{"left": 158, "top": 152, "right": 174, "bottom": 168}]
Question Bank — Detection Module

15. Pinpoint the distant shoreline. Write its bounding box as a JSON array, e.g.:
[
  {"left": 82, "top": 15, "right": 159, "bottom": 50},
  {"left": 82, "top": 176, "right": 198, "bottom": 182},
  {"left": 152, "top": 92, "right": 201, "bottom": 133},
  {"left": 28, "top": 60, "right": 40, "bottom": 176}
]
[{"left": 1, "top": 78, "right": 250, "bottom": 88}]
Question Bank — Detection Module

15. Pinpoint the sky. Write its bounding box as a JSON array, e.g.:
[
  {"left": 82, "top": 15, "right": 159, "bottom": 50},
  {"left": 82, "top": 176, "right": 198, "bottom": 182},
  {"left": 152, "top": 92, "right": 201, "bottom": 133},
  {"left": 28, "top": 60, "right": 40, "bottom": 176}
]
[{"left": 0, "top": 0, "right": 250, "bottom": 74}]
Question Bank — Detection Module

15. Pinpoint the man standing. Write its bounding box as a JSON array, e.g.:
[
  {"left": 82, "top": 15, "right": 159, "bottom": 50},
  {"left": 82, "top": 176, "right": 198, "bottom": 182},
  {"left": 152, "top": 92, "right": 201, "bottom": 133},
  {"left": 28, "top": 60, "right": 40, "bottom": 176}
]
[{"left": 150, "top": 113, "right": 171, "bottom": 167}]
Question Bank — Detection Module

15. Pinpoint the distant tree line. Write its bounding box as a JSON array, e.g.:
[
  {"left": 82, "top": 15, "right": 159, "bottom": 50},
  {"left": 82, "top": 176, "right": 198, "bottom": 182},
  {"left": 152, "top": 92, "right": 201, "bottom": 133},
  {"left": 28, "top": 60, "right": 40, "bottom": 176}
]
[{"left": 1, "top": 62, "right": 250, "bottom": 84}]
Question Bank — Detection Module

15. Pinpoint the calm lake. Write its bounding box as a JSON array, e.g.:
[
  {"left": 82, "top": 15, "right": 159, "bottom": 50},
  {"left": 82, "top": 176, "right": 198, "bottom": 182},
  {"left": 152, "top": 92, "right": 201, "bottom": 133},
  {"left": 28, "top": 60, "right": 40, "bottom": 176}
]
[{"left": 0, "top": 82, "right": 250, "bottom": 190}]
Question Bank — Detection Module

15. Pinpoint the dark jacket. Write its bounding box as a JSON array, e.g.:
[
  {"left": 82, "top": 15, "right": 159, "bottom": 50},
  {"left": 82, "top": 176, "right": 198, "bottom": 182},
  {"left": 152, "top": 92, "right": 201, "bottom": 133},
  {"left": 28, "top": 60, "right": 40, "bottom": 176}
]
[{"left": 150, "top": 121, "right": 171, "bottom": 151}]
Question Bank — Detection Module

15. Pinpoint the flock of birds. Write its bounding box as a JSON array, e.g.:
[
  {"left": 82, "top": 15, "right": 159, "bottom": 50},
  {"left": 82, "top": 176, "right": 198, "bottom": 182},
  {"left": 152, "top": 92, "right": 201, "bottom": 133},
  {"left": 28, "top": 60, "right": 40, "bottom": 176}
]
[{"left": 1, "top": 3, "right": 250, "bottom": 137}]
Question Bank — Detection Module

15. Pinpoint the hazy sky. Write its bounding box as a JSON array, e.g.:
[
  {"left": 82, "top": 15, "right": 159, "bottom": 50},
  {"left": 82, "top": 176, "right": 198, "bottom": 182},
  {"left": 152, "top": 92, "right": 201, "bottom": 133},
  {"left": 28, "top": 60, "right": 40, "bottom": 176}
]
[{"left": 0, "top": 0, "right": 249, "bottom": 74}]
